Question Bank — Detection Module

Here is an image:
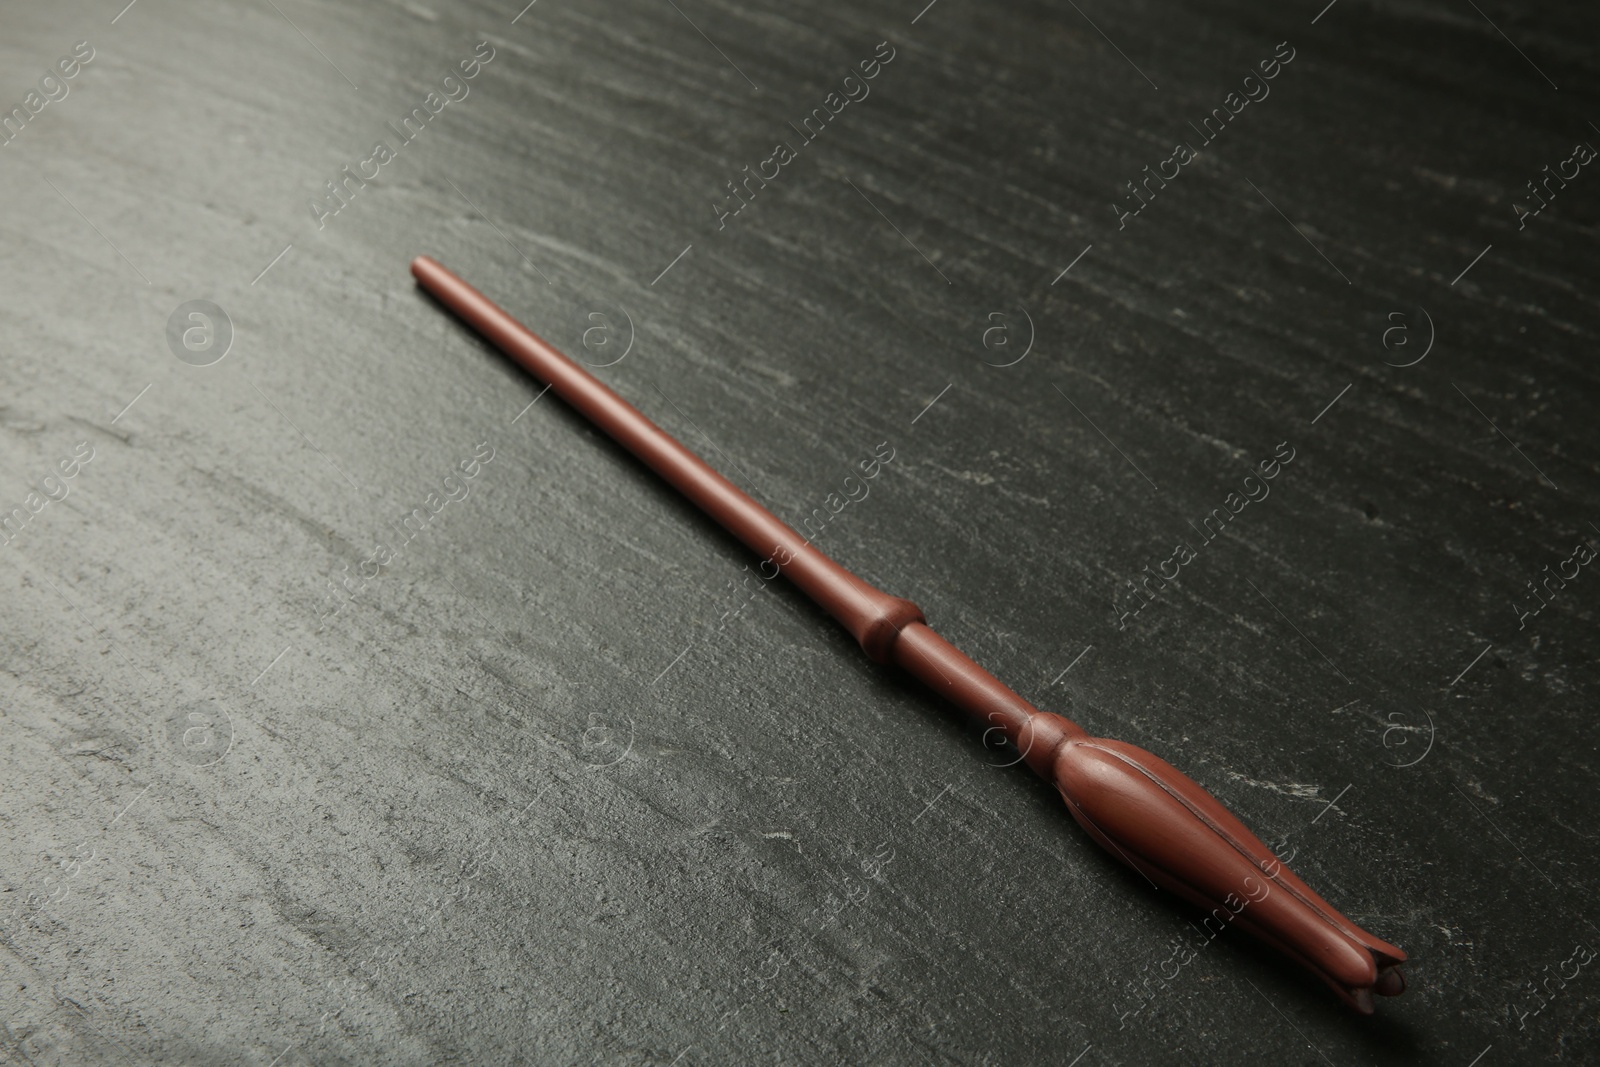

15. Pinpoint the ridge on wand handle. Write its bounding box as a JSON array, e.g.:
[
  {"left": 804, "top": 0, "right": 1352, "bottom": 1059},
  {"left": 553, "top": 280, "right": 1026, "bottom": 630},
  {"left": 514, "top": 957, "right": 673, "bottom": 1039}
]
[{"left": 410, "top": 255, "right": 1406, "bottom": 1013}]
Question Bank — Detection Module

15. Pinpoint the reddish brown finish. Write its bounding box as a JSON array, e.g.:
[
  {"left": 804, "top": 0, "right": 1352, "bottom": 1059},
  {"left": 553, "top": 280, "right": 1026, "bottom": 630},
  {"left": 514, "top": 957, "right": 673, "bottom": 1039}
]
[
  {"left": 411, "top": 255, "right": 1407, "bottom": 1011},
  {"left": 1043, "top": 730, "right": 1407, "bottom": 1012},
  {"left": 411, "top": 255, "right": 922, "bottom": 665},
  {"left": 892, "top": 621, "right": 1083, "bottom": 748}
]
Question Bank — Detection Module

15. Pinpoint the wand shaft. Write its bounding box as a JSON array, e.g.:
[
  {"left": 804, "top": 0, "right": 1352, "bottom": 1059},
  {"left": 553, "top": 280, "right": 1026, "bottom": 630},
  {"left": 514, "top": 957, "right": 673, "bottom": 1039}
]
[{"left": 411, "top": 256, "right": 1056, "bottom": 746}]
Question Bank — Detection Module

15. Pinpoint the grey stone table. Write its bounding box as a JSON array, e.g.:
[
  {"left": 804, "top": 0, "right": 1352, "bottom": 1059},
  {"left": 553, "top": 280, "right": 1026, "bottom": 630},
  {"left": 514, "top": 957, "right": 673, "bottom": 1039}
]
[{"left": 1, "top": 0, "right": 1596, "bottom": 1063}]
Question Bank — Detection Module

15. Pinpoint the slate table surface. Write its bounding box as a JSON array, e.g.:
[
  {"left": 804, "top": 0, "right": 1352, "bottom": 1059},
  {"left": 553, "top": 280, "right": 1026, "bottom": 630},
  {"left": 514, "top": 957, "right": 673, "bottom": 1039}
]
[{"left": 2, "top": 0, "right": 1597, "bottom": 1064}]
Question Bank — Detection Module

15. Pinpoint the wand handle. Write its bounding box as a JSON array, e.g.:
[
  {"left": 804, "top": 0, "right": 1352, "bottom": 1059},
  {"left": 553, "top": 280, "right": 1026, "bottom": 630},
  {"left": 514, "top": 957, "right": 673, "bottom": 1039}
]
[{"left": 412, "top": 256, "right": 1406, "bottom": 1011}]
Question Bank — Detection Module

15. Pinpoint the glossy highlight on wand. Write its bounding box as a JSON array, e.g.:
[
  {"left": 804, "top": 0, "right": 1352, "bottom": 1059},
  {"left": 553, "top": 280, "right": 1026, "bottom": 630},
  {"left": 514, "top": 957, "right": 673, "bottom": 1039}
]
[{"left": 409, "top": 255, "right": 1407, "bottom": 1012}]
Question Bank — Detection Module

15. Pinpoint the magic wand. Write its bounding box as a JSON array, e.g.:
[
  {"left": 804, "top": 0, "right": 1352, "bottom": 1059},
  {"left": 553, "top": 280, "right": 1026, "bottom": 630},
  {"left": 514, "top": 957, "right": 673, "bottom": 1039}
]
[{"left": 411, "top": 255, "right": 1406, "bottom": 1012}]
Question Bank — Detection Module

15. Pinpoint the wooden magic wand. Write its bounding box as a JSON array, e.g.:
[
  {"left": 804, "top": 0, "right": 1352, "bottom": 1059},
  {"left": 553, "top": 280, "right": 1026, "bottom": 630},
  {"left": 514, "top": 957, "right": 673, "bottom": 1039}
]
[{"left": 412, "top": 255, "right": 1407, "bottom": 1013}]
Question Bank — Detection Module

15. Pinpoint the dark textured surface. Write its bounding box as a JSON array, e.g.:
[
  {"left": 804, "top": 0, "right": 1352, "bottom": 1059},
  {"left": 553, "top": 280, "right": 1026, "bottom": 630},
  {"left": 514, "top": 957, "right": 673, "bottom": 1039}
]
[{"left": 1, "top": 0, "right": 1597, "bottom": 1063}]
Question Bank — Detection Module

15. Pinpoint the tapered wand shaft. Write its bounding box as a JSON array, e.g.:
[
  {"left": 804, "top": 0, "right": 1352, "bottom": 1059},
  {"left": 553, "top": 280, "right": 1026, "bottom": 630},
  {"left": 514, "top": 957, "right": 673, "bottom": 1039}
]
[
  {"left": 411, "top": 255, "right": 1406, "bottom": 1012},
  {"left": 411, "top": 256, "right": 1040, "bottom": 745}
]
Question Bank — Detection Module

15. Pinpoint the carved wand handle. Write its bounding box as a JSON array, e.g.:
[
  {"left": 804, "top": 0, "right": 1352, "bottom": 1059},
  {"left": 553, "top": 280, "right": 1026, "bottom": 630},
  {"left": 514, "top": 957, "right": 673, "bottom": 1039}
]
[{"left": 411, "top": 256, "right": 1406, "bottom": 1012}]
